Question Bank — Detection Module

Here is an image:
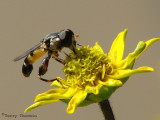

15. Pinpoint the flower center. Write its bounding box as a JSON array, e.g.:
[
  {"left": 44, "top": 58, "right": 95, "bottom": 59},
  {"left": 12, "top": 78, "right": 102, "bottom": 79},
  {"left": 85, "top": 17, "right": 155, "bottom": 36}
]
[{"left": 63, "top": 44, "right": 113, "bottom": 87}]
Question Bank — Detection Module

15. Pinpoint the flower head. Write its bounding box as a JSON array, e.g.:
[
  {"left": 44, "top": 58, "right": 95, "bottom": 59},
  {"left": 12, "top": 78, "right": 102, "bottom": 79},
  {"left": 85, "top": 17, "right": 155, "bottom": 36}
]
[{"left": 24, "top": 29, "right": 160, "bottom": 114}]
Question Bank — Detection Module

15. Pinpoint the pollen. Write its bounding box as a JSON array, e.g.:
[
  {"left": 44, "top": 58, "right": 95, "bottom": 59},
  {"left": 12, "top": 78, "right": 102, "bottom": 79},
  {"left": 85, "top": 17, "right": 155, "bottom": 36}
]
[{"left": 63, "top": 43, "right": 112, "bottom": 87}]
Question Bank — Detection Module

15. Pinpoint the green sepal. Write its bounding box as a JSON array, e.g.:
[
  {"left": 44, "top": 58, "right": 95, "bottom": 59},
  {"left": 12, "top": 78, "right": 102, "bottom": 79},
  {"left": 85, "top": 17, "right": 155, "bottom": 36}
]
[{"left": 86, "top": 86, "right": 117, "bottom": 102}]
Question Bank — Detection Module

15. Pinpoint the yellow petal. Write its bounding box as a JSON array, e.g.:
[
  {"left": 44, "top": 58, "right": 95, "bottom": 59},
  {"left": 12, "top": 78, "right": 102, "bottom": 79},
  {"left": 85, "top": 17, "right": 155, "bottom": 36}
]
[
  {"left": 50, "top": 77, "right": 67, "bottom": 88},
  {"left": 93, "top": 42, "right": 104, "bottom": 54},
  {"left": 35, "top": 88, "right": 67, "bottom": 99},
  {"left": 35, "top": 87, "right": 77, "bottom": 102},
  {"left": 92, "top": 84, "right": 103, "bottom": 95},
  {"left": 24, "top": 99, "right": 59, "bottom": 113},
  {"left": 108, "top": 29, "right": 128, "bottom": 62},
  {"left": 120, "top": 41, "right": 146, "bottom": 69},
  {"left": 50, "top": 80, "right": 63, "bottom": 87},
  {"left": 85, "top": 84, "right": 95, "bottom": 94},
  {"left": 99, "top": 78, "right": 123, "bottom": 87},
  {"left": 109, "top": 66, "right": 154, "bottom": 80},
  {"left": 136, "top": 38, "right": 160, "bottom": 59},
  {"left": 67, "top": 90, "right": 87, "bottom": 114}
]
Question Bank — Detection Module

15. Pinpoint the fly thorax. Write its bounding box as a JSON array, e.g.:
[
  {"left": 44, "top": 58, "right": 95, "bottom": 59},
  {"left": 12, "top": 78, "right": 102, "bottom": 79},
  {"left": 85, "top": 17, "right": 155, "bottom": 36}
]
[{"left": 49, "top": 38, "right": 62, "bottom": 51}]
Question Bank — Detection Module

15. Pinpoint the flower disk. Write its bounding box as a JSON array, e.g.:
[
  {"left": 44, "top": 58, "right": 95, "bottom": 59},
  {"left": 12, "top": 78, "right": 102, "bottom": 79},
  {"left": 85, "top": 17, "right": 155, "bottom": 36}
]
[{"left": 64, "top": 43, "right": 112, "bottom": 88}]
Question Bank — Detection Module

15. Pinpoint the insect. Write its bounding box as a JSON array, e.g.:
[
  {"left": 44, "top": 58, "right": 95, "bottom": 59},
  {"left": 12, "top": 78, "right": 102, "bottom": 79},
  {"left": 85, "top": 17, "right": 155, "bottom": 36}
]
[{"left": 14, "top": 29, "right": 79, "bottom": 82}]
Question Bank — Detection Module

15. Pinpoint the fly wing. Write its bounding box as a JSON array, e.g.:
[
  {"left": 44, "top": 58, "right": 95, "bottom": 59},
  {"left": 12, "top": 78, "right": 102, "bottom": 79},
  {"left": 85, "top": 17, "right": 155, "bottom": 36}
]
[{"left": 14, "top": 42, "right": 42, "bottom": 61}]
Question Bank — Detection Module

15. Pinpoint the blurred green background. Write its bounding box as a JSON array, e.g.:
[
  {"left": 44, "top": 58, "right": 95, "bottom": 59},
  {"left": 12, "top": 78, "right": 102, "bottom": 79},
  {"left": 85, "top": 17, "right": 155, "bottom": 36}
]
[{"left": 0, "top": 0, "right": 160, "bottom": 120}]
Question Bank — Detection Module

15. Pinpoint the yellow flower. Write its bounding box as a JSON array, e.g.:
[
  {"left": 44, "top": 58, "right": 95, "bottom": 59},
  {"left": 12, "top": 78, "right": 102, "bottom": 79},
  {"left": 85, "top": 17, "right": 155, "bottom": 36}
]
[{"left": 24, "top": 29, "right": 160, "bottom": 114}]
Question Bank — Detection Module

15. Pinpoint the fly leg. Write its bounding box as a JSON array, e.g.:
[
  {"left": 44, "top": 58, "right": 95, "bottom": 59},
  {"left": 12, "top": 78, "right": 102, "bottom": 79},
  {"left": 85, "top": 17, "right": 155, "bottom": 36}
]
[
  {"left": 38, "top": 51, "right": 52, "bottom": 82},
  {"left": 52, "top": 51, "right": 66, "bottom": 65},
  {"left": 61, "top": 50, "right": 70, "bottom": 58},
  {"left": 38, "top": 51, "right": 66, "bottom": 82},
  {"left": 38, "top": 76, "right": 57, "bottom": 82},
  {"left": 38, "top": 76, "right": 63, "bottom": 88},
  {"left": 54, "top": 57, "right": 66, "bottom": 65},
  {"left": 38, "top": 50, "right": 52, "bottom": 76},
  {"left": 77, "top": 43, "right": 83, "bottom": 47}
]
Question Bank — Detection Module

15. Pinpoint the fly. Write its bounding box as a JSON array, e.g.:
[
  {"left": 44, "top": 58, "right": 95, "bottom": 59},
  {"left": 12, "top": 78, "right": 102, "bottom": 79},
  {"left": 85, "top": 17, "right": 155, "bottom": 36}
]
[{"left": 14, "top": 29, "right": 79, "bottom": 82}]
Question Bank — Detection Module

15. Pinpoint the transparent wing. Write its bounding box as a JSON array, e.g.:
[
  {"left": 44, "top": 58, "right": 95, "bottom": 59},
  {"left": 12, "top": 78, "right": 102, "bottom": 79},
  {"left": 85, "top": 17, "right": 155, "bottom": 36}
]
[{"left": 14, "top": 42, "right": 42, "bottom": 61}]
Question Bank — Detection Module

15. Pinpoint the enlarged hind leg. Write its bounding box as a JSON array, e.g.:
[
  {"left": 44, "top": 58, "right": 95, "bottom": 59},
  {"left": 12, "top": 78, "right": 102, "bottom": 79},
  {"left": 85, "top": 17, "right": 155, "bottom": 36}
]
[
  {"left": 38, "top": 51, "right": 52, "bottom": 76},
  {"left": 38, "top": 54, "right": 66, "bottom": 82}
]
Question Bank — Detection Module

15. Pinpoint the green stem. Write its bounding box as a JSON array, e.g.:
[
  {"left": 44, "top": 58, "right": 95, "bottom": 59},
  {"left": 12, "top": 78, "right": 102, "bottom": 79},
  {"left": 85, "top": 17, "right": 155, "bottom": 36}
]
[{"left": 98, "top": 99, "right": 115, "bottom": 120}]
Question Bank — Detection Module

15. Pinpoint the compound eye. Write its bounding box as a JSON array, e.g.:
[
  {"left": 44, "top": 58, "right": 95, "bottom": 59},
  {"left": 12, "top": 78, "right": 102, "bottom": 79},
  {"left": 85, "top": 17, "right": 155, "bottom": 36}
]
[{"left": 59, "top": 30, "right": 66, "bottom": 40}]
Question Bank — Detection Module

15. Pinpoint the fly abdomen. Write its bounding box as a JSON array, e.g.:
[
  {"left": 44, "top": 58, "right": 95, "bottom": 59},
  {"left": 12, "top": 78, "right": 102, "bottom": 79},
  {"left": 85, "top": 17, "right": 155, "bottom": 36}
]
[
  {"left": 22, "top": 58, "right": 33, "bottom": 77},
  {"left": 22, "top": 48, "right": 47, "bottom": 77}
]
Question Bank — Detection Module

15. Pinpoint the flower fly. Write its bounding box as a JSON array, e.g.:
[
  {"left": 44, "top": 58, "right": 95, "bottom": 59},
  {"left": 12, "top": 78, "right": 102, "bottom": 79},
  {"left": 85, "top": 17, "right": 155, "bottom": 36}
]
[{"left": 14, "top": 29, "right": 79, "bottom": 82}]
